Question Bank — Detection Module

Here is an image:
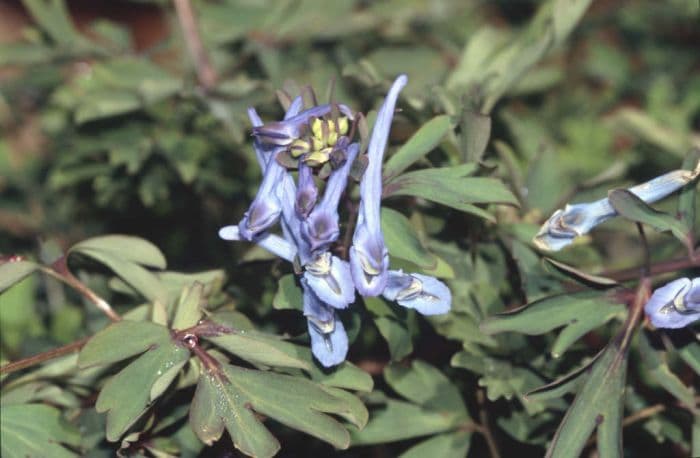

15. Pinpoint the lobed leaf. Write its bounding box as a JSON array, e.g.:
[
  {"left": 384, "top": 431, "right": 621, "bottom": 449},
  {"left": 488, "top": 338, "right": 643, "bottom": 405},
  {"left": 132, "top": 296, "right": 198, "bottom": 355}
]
[
  {"left": 95, "top": 341, "right": 190, "bottom": 441},
  {"left": 79, "top": 320, "right": 171, "bottom": 368},
  {"left": 190, "top": 365, "right": 358, "bottom": 457}
]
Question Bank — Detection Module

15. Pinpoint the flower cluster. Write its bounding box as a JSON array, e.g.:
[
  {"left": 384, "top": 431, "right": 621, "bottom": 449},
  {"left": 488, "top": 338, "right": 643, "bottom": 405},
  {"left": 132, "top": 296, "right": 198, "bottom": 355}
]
[
  {"left": 644, "top": 277, "right": 700, "bottom": 329},
  {"left": 220, "top": 75, "right": 451, "bottom": 366},
  {"left": 533, "top": 163, "right": 700, "bottom": 251}
]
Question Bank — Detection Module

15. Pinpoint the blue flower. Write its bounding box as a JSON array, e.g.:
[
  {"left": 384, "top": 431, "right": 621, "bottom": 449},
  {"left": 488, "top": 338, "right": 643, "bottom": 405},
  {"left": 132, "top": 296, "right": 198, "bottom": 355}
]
[
  {"left": 303, "top": 252, "right": 355, "bottom": 309},
  {"left": 295, "top": 162, "right": 318, "bottom": 219},
  {"left": 350, "top": 75, "right": 408, "bottom": 296},
  {"left": 382, "top": 270, "right": 452, "bottom": 315},
  {"left": 301, "top": 142, "right": 359, "bottom": 253},
  {"left": 302, "top": 280, "right": 348, "bottom": 367},
  {"left": 534, "top": 163, "right": 700, "bottom": 251},
  {"left": 644, "top": 277, "right": 700, "bottom": 329}
]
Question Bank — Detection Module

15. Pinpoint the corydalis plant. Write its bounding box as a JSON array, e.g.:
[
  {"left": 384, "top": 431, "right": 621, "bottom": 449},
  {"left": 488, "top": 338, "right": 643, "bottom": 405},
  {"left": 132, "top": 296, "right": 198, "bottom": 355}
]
[
  {"left": 534, "top": 162, "right": 700, "bottom": 251},
  {"left": 220, "top": 75, "right": 451, "bottom": 367}
]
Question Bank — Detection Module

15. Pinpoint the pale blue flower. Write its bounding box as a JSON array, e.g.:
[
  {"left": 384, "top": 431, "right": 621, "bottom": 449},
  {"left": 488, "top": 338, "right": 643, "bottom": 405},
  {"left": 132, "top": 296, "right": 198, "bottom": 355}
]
[
  {"left": 382, "top": 270, "right": 452, "bottom": 315},
  {"left": 534, "top": 164, "right": 700, "bottom": 251},
  {"left": 302, "top": 280, "right": 348, "bottom": 367},
  {"left": 644, "top": 277, "right": 700, "bottom": 329},
  {"left": 295, "top": 162, "right": 318, "bottom": 219},
  {"left": 350, "top": 74, "right": 408, "bottom": 296},
  {"left": 303, "top": 252, "right": 355, "bottom": 309},
  {"left": 302, "top": 142, "right": 359, "bottom": 253}
]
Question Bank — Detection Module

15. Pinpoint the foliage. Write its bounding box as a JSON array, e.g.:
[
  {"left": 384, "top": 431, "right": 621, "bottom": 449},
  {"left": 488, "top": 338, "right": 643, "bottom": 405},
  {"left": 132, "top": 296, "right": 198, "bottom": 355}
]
[{"left": 1, "top": 0, "right": 699, "bottom": 457}]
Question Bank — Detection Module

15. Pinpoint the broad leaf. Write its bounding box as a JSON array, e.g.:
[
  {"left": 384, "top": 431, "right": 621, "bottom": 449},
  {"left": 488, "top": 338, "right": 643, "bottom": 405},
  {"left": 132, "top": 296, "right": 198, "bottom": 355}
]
[
  {"left": 171, "top": 282, "right": 204, "bottom": 330},
  {"left": 79, "top": 320, "right": 171, "bottom": 368},
  {"left": 205, "top": 330, "right": 311, "bottom": 370},
  {"left": 190, "top": 365, "right": 358, "bottom": 457},
  {"left": 399, "top": 431, "right": 472, "bottom": 458},
  {"left": 70, "top": 235, "right": 166, "bottom": 269},
  {"left": 272, "top": 274, "right": 303, "bottom": 310},
  {"left": 1, "top": 403, "right": 80, "bottom": 458},
  {"left": 384, "top": 361, "right": 466, "bottom": 415},
  {"left": 95, "top": 340, "right": 190, "bottom": 441},
  {"left": 351, "top": 399, "right": 461, "bottom": 445}
]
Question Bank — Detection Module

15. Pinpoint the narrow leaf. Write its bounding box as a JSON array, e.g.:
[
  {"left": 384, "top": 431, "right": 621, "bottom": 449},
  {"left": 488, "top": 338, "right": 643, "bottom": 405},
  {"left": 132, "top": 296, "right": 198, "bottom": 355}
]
[
  {"left": 383, "top": 116, "right": 451, "bottom": 180},
  {"left": 0, "top": 260, "right": 38, "bottom": 293},
  {"left": 608, "top": 189, "right": 691, "bottom": 250}
]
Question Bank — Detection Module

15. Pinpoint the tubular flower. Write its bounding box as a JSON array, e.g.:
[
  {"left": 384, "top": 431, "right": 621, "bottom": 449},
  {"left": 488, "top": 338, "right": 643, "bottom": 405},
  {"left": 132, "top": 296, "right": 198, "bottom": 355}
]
[
  {"left": 534, "top": 163, "right": 700, "bottom": 251},
  {"left": 382, "top": 270, "right": 452, "bottom": 316},
  {"left": 350, "top": 74, "right": 408, "bottom": 296},
  {"left": 302, "top": 142, "right": 359, "bottom": 253},
  {"left": 220, "top": 74, "right": 452, "bottom": 366},
  {"left": 302, "top": 281, "right": 348, "bottom": 367},
  {"left": 644, "top": 277, "right": 700, "bottom": 329}
]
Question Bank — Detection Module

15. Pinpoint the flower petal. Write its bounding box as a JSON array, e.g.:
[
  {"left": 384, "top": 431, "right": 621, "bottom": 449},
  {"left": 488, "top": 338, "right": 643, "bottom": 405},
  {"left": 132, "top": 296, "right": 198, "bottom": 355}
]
[
  {"left": 302, "top": 283, "right": 348, "bottom": 367},
  {"left": 382, "top": 270, "right": 451, "bottom": 316},
  {"left": 534, "top": 163, "right": 700, "bottom": 251},
  {"left": 350, "top": 75, "right": 407, "bottom": 296},
  {"left": 644, "top": 277, "right": 700, "bottom": 329},
  {"left": 218, "top": 225, "right": 297, "bottom": 262},
  {"left": 303, "top": 253, "right": 355, "bottom": 309}
]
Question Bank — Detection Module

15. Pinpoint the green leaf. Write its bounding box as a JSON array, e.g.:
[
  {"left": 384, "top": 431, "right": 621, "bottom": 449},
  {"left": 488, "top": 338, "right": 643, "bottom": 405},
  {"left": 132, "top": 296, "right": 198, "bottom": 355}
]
[
  {"left": 321, "top": 386, "right": 369, "bottom": 430},
  {"left": 550, "top": 302, "right": 625, "bottom": 358},
  {"left": 190, "top": 365, "right": 356, "bottom": 457},
  {"left": 71, "top": 235, "right": 166, "bottom": 269},
  {"left": 638, "top": 331, "right": 696, "bottom": 408},
  {"left": 272, "top": 274, "right": 303, "bottom": 310},
  {"left": 79, "top": 320, "right": 171, "bottom": 368},
  {"left": 22, "top": 0, "right": 88, "bottom": 48},
  {"left": 71, "top": 249, "right": 166, "bottom": 303},
  {"left": 460, "top": 108, "right": 491, "bottom": 163},
  {"left": 384, "top": 361, "right": 466, "bottom": 415},
  {"left": 399, "top": 431, "right": 472, "bottom": 458},
  {"left": 609, "top": 189, "right": 691, "bottom": 249},
  {"left": 74, "top": 91, "right": 142, "bottom": 124},
  {"left": 382, "top": 208, "right": 437, "bottom": 269},
  {"left": 481, "top": 291, "right": 619, "bottom": 336},
  {"left": 95, "top": 340, "right": 190, "bottom": 441},
  {"left": 205, "top": 330, "right": 311, "bottom": 370},
  {"left": 1, "top": 403, "right": 80, "bottom": 458},
  {"left": 545, "top": 340, "right": 628, "bottom": 458},
  {"left": 677, "top": 341, "right": 700, "bottom": 377},
  {"left": 524, "top": 356, "right": 595, "bottom": 403},
  {"left": 693, "top": 415, "right": 700, "bottom": 458},
  {"left": 552, "top": 0, "right": 594, "bottom": 44},
  {"left": 365, "top": 297, "right": 413, "bottom": 360},
  {"left": 384, "top": 166, "right": 518, "bottom": 217},
  {"left": 351, "top": 399, "right": 460, "bottom": 445},
  {"left": 678, "top": 148, "right": 700, "bottom": 237},
  {"left": 0, "top": 260, "right": 38, "bottom": 293},
  {"left": 545, "top": 258, "right": 619, "bottom": 288},
  {"left": 171, "top": 282, "right": 204, "bottom": 330},
  {"left": 383, "top": 116, "right": 451, "bottom": 180}
]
